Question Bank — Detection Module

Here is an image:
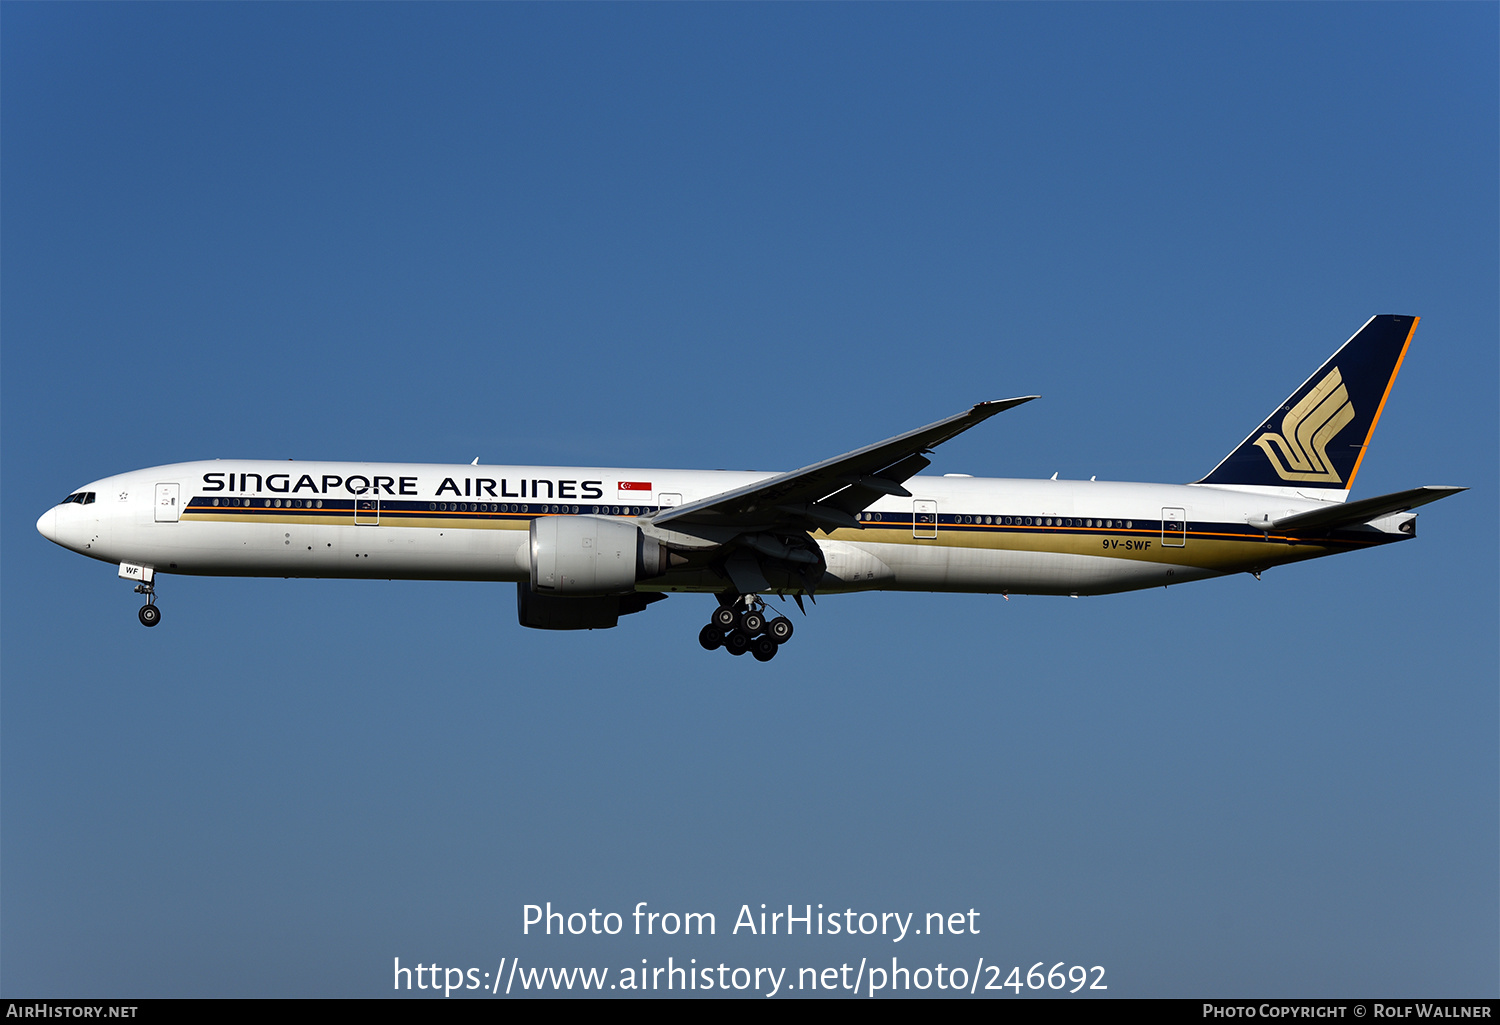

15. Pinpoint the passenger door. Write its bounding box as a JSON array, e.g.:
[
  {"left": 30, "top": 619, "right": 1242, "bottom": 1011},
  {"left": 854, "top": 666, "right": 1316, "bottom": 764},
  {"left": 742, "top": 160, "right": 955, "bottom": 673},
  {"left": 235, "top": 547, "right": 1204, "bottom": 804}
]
[{"left": 154, "top": 483, "right": 181, "bottom": 523}]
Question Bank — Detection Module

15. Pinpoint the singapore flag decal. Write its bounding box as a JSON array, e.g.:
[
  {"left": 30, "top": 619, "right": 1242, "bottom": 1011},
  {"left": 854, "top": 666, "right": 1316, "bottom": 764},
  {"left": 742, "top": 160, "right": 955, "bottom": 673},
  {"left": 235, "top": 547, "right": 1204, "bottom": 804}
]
[{"left": 618, "top": 481, "right": 651, "bottom": 492}]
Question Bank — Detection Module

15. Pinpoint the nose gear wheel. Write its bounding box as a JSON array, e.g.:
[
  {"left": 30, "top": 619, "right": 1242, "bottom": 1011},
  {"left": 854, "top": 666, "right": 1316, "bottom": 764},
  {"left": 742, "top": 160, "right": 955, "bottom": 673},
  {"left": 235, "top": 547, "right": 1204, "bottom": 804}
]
[{"left": 134, "top": 581, "right": 160, "bottom": 628}]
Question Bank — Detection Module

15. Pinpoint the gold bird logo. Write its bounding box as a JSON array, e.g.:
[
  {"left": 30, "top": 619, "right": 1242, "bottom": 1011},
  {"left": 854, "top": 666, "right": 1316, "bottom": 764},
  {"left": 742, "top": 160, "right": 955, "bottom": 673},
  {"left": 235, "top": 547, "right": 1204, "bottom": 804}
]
[{"left": 1253, "top": 367, "right": 1354, "bottom": 483}]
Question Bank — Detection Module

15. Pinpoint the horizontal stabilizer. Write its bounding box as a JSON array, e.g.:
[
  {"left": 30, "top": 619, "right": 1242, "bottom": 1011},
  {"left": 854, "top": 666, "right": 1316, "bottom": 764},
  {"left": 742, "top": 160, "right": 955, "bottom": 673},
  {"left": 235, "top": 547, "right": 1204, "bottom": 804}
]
[{"left": 1263, "top": 485, "right": 1466, "bottom": 533}]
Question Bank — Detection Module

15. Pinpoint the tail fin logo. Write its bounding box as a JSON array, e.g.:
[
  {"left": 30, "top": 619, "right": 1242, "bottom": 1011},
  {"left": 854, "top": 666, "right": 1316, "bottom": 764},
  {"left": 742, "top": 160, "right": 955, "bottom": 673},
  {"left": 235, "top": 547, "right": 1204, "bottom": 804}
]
[{"left": 1252, "top": 367, "right": 1355, "bottom": 483}]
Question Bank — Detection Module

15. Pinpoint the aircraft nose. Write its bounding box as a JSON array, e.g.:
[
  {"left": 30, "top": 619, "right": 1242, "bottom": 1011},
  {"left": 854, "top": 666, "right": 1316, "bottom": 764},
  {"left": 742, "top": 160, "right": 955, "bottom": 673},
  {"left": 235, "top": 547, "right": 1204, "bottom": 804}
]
[{"left": 36, "top": 507, "right": 58, "bottom": 543}]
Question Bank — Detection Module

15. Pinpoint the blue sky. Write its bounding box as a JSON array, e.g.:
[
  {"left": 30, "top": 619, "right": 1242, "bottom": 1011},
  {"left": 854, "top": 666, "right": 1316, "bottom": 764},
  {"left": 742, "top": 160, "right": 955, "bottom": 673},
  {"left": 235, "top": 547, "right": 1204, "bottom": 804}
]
[{"left": 3, "top": 3, "right": 1495, "bottom": 997}]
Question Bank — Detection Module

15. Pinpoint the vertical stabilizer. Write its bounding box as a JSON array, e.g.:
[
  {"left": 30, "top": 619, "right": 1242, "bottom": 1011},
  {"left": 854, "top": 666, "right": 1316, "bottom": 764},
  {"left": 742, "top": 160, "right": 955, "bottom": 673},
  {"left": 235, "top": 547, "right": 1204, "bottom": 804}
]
[{"left": 1196, "top": 315, "right": 1417, "bottom": 495}]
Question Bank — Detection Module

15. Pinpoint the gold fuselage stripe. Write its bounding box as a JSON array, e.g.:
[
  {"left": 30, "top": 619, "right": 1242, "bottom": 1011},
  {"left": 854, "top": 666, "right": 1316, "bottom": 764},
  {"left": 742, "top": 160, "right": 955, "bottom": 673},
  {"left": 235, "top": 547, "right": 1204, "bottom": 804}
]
[{"left": 179, "top": 506, "right": 1395, "bottom": 576}]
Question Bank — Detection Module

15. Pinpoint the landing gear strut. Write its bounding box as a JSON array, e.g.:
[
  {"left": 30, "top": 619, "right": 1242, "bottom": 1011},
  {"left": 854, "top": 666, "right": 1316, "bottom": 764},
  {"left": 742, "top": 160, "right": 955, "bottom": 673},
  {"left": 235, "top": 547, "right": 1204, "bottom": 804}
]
[
  {"left": 135, "top": 582, "right": 160, "bottom": 627},
  {"left": 700, "top": 594, "right": 794, "bottom": 662}
]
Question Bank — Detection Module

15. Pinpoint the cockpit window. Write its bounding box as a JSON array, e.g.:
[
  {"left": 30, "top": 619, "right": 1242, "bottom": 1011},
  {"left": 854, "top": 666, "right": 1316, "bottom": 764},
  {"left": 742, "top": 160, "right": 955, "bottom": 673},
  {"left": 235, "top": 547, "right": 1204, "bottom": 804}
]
[{"left": 60, "top": 492, "right": 96, "bottom": 505}]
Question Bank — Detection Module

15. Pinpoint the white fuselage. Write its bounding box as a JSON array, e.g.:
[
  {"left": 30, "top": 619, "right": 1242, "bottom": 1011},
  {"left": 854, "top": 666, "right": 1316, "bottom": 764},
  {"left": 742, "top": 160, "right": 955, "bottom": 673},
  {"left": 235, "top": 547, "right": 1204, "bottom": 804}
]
[{"left": 36, "top": 459, "right": 1410, "bottom": 599}]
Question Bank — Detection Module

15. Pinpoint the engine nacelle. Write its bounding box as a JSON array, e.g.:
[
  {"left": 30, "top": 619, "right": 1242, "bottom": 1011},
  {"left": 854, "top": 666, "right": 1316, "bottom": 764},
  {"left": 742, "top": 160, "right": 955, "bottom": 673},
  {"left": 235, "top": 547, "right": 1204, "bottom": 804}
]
[
  {"left": 529, "top": 514, "right": 668, "bottom": 595},
  {"left": 515, "top": 583, "right": 665, "bottom": 631}
]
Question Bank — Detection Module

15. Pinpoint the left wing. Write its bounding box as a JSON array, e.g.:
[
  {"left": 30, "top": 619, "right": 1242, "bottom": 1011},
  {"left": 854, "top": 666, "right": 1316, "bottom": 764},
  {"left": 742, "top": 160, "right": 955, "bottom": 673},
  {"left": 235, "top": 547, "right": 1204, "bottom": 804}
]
[{"left": 651, "top": 397, "right": 1038, "bottom": 535}]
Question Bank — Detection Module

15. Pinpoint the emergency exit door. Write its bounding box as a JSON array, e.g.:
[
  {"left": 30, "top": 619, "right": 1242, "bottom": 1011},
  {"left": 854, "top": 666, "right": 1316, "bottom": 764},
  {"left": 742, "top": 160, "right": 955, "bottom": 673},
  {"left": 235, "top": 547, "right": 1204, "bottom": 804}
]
[
  {"left": 1161, "top": 507, "right": 1186, "bottom": 547},
  {"left": 913, "top": 500, "right": 938, "bottom": 539}
]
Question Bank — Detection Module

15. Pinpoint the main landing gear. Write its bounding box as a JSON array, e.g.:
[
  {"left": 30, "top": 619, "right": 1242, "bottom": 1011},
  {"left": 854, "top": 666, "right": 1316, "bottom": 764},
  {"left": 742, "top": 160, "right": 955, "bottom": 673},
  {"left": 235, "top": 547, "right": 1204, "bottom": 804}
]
[
  {"left": 698, "top": 595, "right": 794, "bottom": 662},
  {"left": 135, "top": 582, "right": 160, "bottom": 627}
]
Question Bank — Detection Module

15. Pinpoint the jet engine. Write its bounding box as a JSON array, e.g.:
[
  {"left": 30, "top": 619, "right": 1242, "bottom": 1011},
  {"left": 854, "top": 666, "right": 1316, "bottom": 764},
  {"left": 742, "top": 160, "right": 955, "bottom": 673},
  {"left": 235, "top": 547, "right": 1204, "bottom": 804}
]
[{"left": 528, "top": 514, "right": 669, "bottom": 595}]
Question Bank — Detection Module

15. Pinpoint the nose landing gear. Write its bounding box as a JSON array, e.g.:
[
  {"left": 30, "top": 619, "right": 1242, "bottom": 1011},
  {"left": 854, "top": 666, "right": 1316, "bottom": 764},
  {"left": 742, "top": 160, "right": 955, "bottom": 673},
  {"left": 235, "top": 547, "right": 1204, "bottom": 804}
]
[
  {"left": 699, "top": 595, "right": 795, "bottom": 661},
  {"left": 118, "top": 563, "right": 161, "bottom": 627}
]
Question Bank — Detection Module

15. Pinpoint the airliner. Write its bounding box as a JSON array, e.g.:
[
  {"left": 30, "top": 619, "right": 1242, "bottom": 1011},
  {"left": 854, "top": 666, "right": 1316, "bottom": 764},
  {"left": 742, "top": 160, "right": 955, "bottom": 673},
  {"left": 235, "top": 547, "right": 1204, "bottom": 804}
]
[{"left": 37, "top": 315, "right": 1462, "bottom": 662}]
